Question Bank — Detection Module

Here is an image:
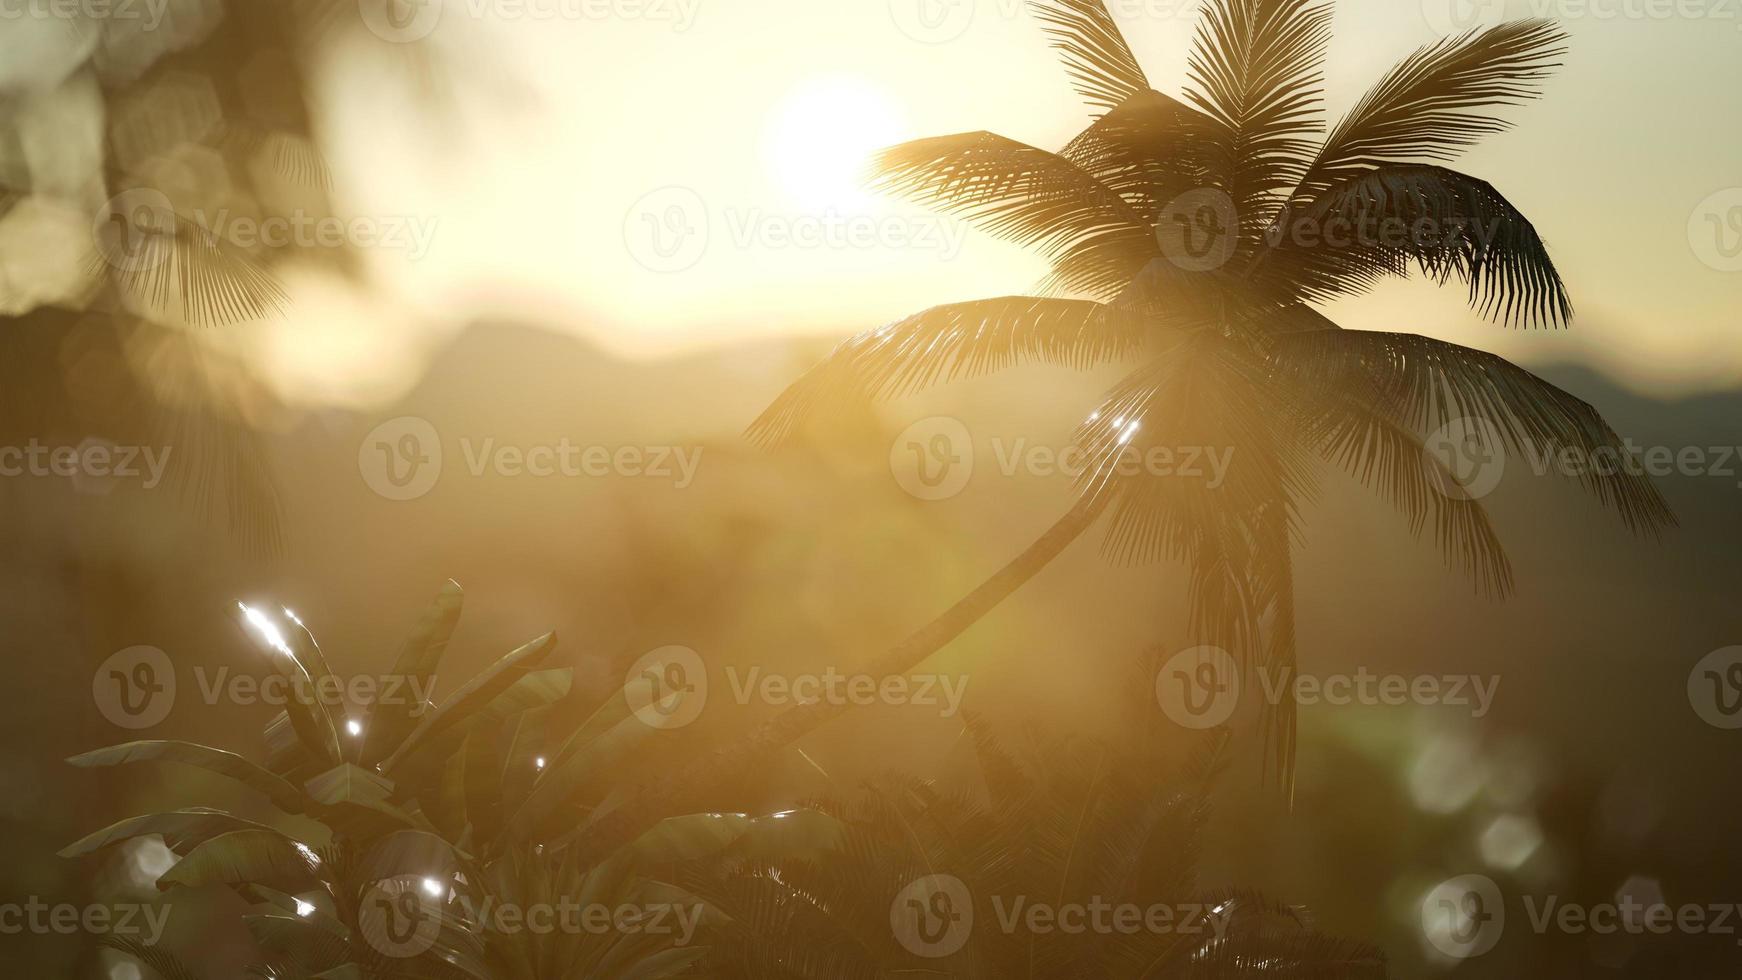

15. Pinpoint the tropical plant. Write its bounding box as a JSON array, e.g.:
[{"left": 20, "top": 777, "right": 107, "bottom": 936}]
[
  {"left": 64, "top": 581, "right": 837, "bottom": 979},
  {"left": 578, "top": 0, "right": 1674, "bottom": 848},
  {"left": 687, "top": 707, "right": 1386, "bottom": 978}
]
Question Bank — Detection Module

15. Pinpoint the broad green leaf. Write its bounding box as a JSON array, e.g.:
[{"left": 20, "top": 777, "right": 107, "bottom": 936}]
[
  {"left": 362, "top": 580, "right": 464, "bottom": 766},
  {"left": 68, "top": 741, "right": 304, "bottom": 814},
  {"left": 157, "top": 829, "right": 321, "bottom": 893},
  {"left": 60, "top": 808, "right": 273, "bottom": 858},
  {"left": 381, "top": 631, "right": 558, "bottom": 773}
]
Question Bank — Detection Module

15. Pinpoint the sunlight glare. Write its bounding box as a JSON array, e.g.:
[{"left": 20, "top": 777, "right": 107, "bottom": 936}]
[{"left": 763, "top": 75, "right": 907, "bottom": 211}]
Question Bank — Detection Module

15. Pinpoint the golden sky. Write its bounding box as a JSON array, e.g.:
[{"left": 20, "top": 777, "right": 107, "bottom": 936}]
[{"left": 266, "top": 0, "right": 1742, "bottom": 404}]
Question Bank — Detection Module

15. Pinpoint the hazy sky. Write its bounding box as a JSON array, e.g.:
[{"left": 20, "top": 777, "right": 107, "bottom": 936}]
[{"left": 280, "top": 0, "right": 1742, "bottom": 403}]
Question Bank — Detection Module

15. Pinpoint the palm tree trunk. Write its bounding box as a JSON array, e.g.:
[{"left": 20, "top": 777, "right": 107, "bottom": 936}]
[{"left": 576, "top": 489, "right": 1110, "bottom": 860}]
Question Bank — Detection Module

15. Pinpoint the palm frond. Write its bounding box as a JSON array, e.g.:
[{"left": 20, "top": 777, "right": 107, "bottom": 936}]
[
  {"left": 91, "top": 211, "right": 289, "bottom": 327},
  {"left": 1293, "top": 20, "right": 1567, "bottom": 203},
  {"left": 1265, "top": 164, "right": 1571, "bottom": 327},
  {"left": 1060, "top": 90, "right": 1215, "bottom": 220},
  {"left": 1184, "top": 0, "right": 1334, "bottom": 238},
  {"left": 1028, "top": 0, "right": 1151, "bottom": 113},
  {"left": 1072, "top": 332, "right": 1313, "bottom": 566},
  {"left": 869, "top": 132, "right": 1159, "bottom": 298},
  {"left": 1299, "top": 389, "right": 1514, "bottom": 597},
  {"left": 746, "top": 297, "right": 1148, "bottom": 448},
  {"left": 1273, "top": 329, "right": 1675, "bottom": 535}
]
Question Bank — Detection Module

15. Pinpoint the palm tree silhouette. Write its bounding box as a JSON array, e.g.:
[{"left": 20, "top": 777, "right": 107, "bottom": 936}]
[{"left": 584, "top": 0, "right": 1673, "bottom": 854}]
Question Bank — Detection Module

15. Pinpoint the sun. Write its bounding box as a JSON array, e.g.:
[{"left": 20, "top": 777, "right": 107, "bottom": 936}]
[{"left": 763, "top": 75, "right": 908, "bottom": 211}]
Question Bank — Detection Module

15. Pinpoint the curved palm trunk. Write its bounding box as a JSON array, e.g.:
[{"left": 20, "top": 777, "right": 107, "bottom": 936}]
[{"left": 577, "top": 490, "right": 1110, "bottom": 860}]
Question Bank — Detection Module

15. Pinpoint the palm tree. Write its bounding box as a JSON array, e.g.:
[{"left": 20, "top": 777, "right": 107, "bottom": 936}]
[
  {"left": 581, "top": 0, "right": 1672, "bottom": 851},
  {"left": 690, "top": 719, "right": 1387, "bottom": 977}
]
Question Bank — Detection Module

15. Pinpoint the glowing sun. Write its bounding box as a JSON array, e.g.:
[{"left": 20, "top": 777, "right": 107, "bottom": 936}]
[{"left": 763, "top": 75, "right": 908, "bottom": 211}]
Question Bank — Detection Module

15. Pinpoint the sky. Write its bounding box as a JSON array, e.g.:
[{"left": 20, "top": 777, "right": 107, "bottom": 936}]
[{"left": 266, "top": 0, "right": 1742, "bottom": 404}]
